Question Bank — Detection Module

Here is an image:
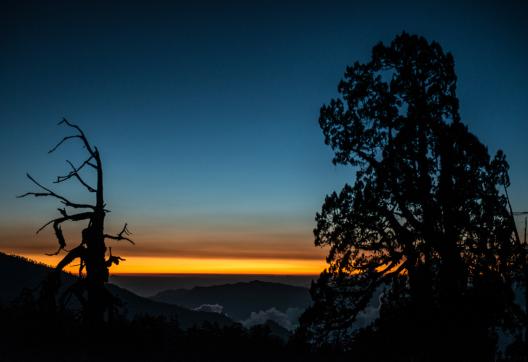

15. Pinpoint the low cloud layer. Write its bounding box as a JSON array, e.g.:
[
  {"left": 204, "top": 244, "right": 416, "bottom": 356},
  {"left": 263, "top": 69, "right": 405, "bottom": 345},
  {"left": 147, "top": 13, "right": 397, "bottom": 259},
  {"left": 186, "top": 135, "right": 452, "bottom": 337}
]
[
  {"left": 353, "top": 288, "right": 383, "bottom": 330},
  {"left": 241, "top": 307, "right": 304, "bottom": 331},
  {"left": 193, "top": 304, "right": 224, "bottom": 314}
]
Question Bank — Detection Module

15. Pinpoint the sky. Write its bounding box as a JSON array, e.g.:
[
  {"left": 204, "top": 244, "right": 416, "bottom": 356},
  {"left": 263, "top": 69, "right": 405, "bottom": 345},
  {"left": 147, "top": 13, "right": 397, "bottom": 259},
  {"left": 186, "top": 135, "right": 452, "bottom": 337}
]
[{"left": 0, "top": 0, "right": 527, "bottom": 274}]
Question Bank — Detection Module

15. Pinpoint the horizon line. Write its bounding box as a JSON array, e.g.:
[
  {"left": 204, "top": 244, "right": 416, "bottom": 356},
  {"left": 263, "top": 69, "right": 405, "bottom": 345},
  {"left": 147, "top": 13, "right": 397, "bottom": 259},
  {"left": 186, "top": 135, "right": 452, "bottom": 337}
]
[
  {"left": 5, "top": 251, "right": 327, "bottom": 276},
  {"left": 110, "top": 272, "right": 320, "bottom": 277}
]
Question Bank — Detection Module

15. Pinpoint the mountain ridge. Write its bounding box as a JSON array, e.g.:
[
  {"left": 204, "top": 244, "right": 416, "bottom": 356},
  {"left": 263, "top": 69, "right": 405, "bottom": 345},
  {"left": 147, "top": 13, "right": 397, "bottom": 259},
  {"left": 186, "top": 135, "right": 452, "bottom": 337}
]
[
  {"left": 0, "top": 252, "right": 233, "bottom": 328},
  {"left": 151, "top": 279, "right": 312, "bottom": 321}
]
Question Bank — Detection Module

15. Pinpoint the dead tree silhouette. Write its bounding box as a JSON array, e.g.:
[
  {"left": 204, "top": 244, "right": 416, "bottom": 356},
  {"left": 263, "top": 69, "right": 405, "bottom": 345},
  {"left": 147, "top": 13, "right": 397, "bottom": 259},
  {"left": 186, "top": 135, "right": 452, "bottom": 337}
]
[{"left": 18, "top": 119, "right": 134, "bottom": 325}]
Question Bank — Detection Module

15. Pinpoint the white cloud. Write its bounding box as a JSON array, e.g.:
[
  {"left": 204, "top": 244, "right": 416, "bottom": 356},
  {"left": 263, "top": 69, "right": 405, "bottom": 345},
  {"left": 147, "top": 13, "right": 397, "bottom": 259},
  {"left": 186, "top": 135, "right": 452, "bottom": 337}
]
[
  {"left": 241, "top": 307, "right": 303, "bottom": 331},
  {"left": 193, "top": 304, "right": 224, "bottom": 314}
]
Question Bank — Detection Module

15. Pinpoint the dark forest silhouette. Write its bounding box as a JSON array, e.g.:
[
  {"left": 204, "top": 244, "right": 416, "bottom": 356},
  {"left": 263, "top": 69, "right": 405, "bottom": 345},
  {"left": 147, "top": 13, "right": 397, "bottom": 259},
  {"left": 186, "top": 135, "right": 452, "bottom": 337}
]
[
  {"left": 18, "top": 120, "right": 134, "bottom": 325},
  {"left": 298, "top": 32, "right": 527, "bottom": 360},
  {"left": 2, "top": 33, "right": 527, "bottom": 361}
]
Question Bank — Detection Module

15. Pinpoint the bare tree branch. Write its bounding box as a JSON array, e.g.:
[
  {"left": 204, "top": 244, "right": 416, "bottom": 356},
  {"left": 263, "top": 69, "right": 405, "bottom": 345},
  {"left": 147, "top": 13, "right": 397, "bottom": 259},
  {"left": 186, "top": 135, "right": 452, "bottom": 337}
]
[
  {"left": 37, "top": 210, "right": 93, "bottom": 234},
  {"left": 48, "top": 135, "right": 83, "bottom": 154},
  {"left": 57, "top": 157, "right": 94, "bottom": 179},
  {"left": 55, "top": 244, "right": 86, "bottom": 273},
  {"left": 54, "top": 159, "right": 96, "bottom": 192},
  {"left": 57, "top": 118, "right": 96, "bottom": 157},
  {"left": 37, "top": 212, "right": 92, "bottom": 255},
  {"left": 104, "top": 223, "right": 135, "bottom": 244},
  {"left": 48, "top": 119, "right": 99, "bottom": 166},
  {"left": 18, "top": 174, "right": 96, "bottom": 209},
  {"left": 45, "top": 246, "right": 64, "bottom": 256}
]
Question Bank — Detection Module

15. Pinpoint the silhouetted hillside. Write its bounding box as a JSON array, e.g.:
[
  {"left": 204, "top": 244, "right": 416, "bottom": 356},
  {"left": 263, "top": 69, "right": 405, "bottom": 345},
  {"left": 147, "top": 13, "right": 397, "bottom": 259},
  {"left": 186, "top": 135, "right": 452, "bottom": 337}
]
[
  {"left": 0, "top": 252, "right": 76, "bottom": 303},
  {"left": 151, "top": 280, "right": 311, "bottom": 321},
  {"left": 107, "top": 283, "right": 232, "bottom": 328},
  {"left": 0, "top": 252, "right": 232, "bottom": 328},
  {"left": 261, "top": 320, "right": 292, "bottom": 341}
]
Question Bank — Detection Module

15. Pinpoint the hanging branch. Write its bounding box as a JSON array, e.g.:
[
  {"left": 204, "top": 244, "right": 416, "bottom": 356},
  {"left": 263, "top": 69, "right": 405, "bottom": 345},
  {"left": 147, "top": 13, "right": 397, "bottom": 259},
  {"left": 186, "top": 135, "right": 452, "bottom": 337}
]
[
  {"left": 46, "top": 225, "right": 66, "bottom": 256},
  {"left": 37, "top": 210, "right": 93, "bottom": 234},
  {"left": 35, "top": 210, "right": 94, "bottom": 255},
  {"left": 104, "top": 223, "right": 135, "bottom": 244},
  {"left": 106, "top": 247, "right": 126, "bottom": 267}
]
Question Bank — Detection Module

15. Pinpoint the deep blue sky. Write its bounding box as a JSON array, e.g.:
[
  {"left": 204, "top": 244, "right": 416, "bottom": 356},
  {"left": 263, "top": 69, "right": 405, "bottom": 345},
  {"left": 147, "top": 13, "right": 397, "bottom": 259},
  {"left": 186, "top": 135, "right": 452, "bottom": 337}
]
[{"left": 1, "top": 0, "right": 527, "bottom": 270}]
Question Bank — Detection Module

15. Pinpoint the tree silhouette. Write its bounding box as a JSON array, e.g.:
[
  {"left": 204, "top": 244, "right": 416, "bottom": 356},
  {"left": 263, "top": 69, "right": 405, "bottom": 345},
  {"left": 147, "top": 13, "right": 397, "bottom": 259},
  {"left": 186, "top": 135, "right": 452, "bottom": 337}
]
[
  {"left": 19, "top": 119, "right": 134, "bottom": 325},
  {"left": 299, "top": 33, "right": 525, "bottom": 358}
]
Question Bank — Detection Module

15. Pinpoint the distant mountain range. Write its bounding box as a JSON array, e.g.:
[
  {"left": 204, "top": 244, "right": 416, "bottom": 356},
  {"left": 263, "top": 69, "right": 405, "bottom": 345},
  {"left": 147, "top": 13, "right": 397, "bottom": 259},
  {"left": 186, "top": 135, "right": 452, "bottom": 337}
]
[
  {"left": 110, "top": 274, "right": 317, "bottom": 296},
  {"left": 150, "top": 280, "right": 312, "bottom": 321},
  {"left": 0, "top": 252, "right": 313, "bottom": 335},
  {"left": 0, "top": 252, "right": 232, "bottom": 328}
]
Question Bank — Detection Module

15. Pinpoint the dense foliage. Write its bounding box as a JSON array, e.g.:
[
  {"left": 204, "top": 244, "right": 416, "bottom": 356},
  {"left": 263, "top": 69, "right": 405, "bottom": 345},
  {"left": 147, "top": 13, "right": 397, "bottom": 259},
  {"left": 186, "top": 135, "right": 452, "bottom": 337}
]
[{"left": 299, "top": 33, "right": 526, "bottom": 360}]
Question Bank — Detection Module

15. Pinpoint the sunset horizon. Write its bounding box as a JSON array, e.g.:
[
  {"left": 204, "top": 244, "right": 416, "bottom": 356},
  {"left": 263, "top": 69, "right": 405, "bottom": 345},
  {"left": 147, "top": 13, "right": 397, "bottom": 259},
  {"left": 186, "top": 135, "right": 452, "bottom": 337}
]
[
  {"left": 1, "top": 1, "right": 527, "bottom": 360},
  {"left": 5, "top": 251, "right": 325, "bottom": 275},
  {"left": 2, "top": 1, "right": 527, "bottom": 280}
]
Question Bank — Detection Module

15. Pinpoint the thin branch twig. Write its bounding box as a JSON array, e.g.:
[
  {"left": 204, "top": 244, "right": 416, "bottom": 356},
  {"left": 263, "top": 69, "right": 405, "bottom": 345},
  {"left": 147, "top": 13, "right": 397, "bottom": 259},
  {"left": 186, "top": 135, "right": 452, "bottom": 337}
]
[
  {"left": 104, "top": 223, "right": 135, "bottom": 244},
  {"left": 57, "top": 118, "right": 96, "bottom": 157},
  {"left": 54, "top": 159, "right": 96, "bottom": 192},
  {"left": 17, "top": 174, "right": 96, "bottom": 209}
]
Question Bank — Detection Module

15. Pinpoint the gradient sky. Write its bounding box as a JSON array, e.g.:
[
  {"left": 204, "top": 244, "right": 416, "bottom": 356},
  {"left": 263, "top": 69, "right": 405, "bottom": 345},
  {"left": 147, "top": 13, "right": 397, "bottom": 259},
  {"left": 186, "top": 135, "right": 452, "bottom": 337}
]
[{"left": 1, "top": 0, "right": 527, "bottom": 274}]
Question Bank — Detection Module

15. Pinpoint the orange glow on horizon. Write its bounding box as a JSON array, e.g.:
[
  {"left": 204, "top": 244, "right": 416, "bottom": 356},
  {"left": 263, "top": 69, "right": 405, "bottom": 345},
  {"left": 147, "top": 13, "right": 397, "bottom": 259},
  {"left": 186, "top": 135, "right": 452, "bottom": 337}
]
[{"left": 18, "top": 253, "right": 326, "bottom": 275}]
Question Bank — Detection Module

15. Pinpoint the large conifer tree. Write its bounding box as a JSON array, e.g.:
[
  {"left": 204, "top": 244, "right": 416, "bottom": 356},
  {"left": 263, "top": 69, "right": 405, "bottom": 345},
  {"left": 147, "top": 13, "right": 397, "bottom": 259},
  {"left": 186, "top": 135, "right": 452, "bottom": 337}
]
[{"left": 299, "top": 33, "right": 525, "bottom": 359}]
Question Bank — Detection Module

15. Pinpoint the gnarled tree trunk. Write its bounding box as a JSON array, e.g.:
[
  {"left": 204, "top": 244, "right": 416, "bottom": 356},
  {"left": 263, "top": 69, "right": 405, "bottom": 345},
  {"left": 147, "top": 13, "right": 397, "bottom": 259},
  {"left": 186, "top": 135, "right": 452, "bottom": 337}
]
[{"left": 19, "top": 119, "right": 133, "bottom": 325}]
